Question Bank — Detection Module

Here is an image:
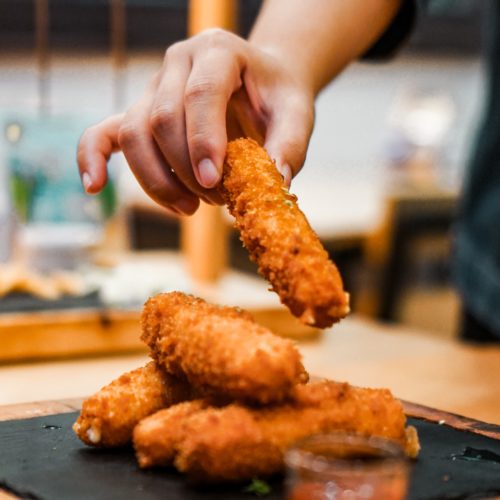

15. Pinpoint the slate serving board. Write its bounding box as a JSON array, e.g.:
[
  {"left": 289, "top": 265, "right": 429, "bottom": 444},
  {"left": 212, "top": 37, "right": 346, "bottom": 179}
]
[{"left": 1, "top": 412, "right": 500, "bottom": 500}]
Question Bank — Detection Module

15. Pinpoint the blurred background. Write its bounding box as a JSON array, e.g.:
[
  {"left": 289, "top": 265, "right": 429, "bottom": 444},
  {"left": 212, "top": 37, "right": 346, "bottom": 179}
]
[{"left": 0, "top": 1, "right": 492, "bottom": 409}]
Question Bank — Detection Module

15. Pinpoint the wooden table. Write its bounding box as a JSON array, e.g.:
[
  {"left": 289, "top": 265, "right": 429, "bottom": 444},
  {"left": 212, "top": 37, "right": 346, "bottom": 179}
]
[
  {"left": 0, "top": 251, "right": 317, "bottom": 363},
  {"left": 2, "top": 321, "right": 500, "bottom": 500},
  {"left": 299, "top": 317, "right": 500, "bottom": 425},
  {"left": 1, "top": 316, "right": 499, "bottom": 424}
]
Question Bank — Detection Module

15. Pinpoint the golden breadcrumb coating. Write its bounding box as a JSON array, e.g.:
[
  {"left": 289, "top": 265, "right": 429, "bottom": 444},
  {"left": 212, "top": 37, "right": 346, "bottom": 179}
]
[
  {"left": 220, "top": 138, "right": 350, "bottom": 328},
  {"left": 133, "top": 380, "right": 419, "bottom": 482},
  {"left": 141, "top": 292, "right": 308, "bottom": 404},
  {"left": 134, "top": 400, "right": 209, "bottom": 468},
  {"left": 73, "top": 361, "right": 191, "bottom": 447}
]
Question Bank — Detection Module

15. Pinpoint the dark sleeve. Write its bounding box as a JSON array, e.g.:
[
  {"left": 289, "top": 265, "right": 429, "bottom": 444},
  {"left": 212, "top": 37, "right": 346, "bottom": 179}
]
[{"left": 362, "top": 0, "right": 417, "bottom": 60}]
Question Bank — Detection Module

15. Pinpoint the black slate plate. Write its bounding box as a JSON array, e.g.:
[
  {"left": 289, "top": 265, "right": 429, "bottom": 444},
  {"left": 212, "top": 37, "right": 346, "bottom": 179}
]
[
  {"left": 1, "top": 412, "right": 500, "bottom": 500},
  {"left": 0, "top": 291, "right": 102, "bottom": 314}
]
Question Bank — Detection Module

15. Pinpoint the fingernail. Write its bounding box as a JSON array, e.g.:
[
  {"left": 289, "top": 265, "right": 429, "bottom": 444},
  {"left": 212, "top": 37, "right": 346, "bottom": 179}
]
[
  {"left": 197, "top": 158, "right": 220, "bottom": 188},
  {"left": 82, "top": 172, "right": 93, "bottom": 192},
  {"left": 278, "top": 163, "right": 292, "bottom": 188}
]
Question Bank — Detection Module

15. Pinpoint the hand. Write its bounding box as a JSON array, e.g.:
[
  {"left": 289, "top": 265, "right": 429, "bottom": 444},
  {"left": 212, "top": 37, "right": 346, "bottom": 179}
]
[{"left": 77, "top": 28, "right": 314, "bottom": 215}]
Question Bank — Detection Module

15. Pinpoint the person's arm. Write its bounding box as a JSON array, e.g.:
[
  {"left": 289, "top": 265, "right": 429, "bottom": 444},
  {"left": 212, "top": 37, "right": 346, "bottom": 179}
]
[
  {"left": 251, "top": 0, "right": 403, "bottom": 95},
  {"left": 78, "top": 0, "right": 403, "bottom": 215}
]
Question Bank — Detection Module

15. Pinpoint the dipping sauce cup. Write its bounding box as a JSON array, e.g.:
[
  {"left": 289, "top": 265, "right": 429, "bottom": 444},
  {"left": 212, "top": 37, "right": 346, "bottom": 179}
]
[{"left": 285, "top": 433, "right": 410, "bottom": 500}]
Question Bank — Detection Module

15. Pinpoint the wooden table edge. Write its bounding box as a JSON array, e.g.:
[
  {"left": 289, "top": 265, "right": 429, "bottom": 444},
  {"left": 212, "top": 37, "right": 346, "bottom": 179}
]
[
  {"left": 1, "top": 397, "right": 499, "bottom": 441},
  {"left": 1, "top": 398, "right": 500, "bottom": 500},
  {"left": 0, "top": 397, "right": 83, "bottom": 422},
  {"left": 402, "top": 400, "right": 500, "bottom": 441}
]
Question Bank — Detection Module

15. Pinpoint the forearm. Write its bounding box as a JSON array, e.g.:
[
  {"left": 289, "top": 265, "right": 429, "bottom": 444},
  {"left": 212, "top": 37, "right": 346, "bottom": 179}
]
[
  {"left": 80, "top": 1, "right": 403, "bottom": 207},
  {"left": 250, "top": 0, "right": 402, "bottom": 95}
]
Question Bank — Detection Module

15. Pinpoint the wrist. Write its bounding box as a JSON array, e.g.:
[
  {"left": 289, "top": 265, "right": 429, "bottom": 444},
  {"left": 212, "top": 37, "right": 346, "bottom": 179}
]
[{"left": 249, "top": 40, "right": 317, "bottom": 99}]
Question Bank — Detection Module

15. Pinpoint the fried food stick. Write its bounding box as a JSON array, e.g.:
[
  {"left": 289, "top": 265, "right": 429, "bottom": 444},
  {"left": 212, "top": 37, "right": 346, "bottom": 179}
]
[
  {"left": 133, "top": 380, "right": 420, "bottom": 482},
  {"left": 220, "top": 138, "right": 350, "bottom": 328},
  {"left": 133, "top": 400, "right": 209, "bottom": 468},
  {"left": 73, "top": 361, "right": 192, "bottom": 447},
  {"left": 141, "top": 292, "right": 308, "bottom": 404}
]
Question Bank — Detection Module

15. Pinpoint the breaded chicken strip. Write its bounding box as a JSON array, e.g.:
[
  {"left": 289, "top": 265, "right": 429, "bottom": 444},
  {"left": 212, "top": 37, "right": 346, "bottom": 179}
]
[
  {"left": 220, "top": 138, "right": 350, "bottom": 328},
  {"left": 141, "top": 292, "right": 308, "bottom": 404},
  {"left": 73, "top": 361, "right": 191, "bottom": 447},
  {"left": 134, "top": 400, "right": 209, "bottom": 468},
  {"left": 133, "top": 380, "right": 419, "bottom": 482}
]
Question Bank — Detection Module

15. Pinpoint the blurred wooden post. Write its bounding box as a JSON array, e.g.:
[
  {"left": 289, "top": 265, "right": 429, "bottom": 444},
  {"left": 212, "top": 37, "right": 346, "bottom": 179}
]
[
  {"left": 181, "top": 0, "right": 237, "bottom": 283},
  {"left": 110, "top": 0, "right": 126, "bottom": 112},
  {"left": 34, "top": 0, "right": 50, "bottom": 114},
  {"left": 188, "top": 0, "right": 237, "bottom": 33}
]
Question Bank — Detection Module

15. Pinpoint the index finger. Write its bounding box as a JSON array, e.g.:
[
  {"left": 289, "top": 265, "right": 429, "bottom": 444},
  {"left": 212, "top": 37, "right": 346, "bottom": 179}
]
[
  {"left": 184, "top": 50, "right": 243, "bottom": 188},
  {"left": 77, "top": 114, "right": 124, "bottom": 194}
]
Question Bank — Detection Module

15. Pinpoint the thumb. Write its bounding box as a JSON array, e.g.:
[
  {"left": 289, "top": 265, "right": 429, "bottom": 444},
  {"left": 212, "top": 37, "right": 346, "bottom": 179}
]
[{"left": 264, "top": 94, "right": 314, "bottom": 186}]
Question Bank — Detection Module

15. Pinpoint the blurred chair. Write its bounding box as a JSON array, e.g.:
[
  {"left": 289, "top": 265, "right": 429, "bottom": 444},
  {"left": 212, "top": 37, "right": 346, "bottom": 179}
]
[
  {"left": 127, "top": 203, "right": 180, "bottom": 250},
  {"left": 358, "top": 189, "right": 459, "bottom": 337}
]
